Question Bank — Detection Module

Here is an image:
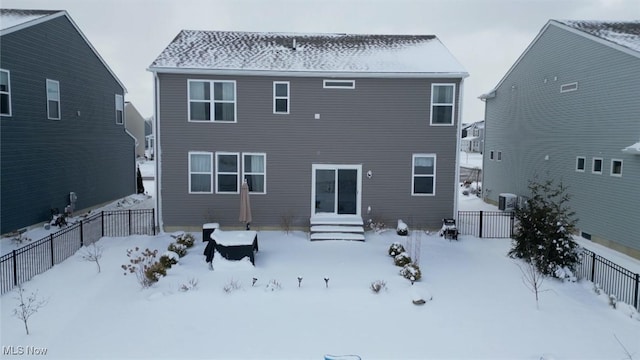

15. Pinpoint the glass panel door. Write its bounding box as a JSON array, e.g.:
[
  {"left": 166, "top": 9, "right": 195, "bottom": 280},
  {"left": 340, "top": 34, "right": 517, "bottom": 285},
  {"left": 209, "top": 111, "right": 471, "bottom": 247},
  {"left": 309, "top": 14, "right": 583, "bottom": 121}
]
[
  {"left": 337, "top": 169, "right": 357, "bottom": 214},
  {"left": 315, "top": 169, "right": 335, "bottom": 213}
]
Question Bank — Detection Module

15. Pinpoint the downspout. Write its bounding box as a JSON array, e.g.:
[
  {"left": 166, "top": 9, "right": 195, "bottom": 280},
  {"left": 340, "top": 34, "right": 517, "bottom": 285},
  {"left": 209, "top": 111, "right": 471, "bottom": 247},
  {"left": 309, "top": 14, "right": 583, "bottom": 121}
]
[
  {"left": 453, "top": 78, "right": 464, "bottom": 220},
  {"left": 153, "top": 71, "right": 163, "bottom": 233}
]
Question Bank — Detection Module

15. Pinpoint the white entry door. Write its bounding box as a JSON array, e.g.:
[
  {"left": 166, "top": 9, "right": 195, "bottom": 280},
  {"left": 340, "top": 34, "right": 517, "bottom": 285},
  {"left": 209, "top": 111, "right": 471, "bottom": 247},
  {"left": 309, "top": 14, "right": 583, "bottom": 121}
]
[{"left": 312, "top": 164, "right": 361, "bottom": 216}]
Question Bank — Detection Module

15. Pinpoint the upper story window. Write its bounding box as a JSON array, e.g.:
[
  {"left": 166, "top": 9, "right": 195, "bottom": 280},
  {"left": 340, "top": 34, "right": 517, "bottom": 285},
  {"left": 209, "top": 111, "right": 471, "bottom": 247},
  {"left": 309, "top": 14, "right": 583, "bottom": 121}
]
[
  {"left": 430, "top": 84, "right": 455, "bottom": 126},
  {"left": 412, "top": 154, "right": 436, "bottom": 196},
  {"left": 576, "top": 156, "right": 585, "bottom": 172},
  {"left": 560, "top": 82, "right": 578, "bottom": 93},
  {"left": 188, "top": 80, "right": 236, "bottom": 122},
  {"left": 243, "top": 153, "right": 266, "bottom": 193},
  {"left": 592, "top": 157, "right": 603, "bottom": 174},
  {"left": 189, "top": 152, "right": 213, "bottom": 193},
  {"left": 216, "top": 152, "right": 240, "bottom": 193},
  {"left": 323, "top": 80, "right": 355, "bottom": 89},
  {"left": 115, "top": 94, "right": 124, "bottom": 124},
  {"left": 46, "top": 79, "right": 60, "bottom": 120},
  {"left": 0, "top": 69, "right": 11, "bottom": 116},
  {"left": 610, "top": 159, "right": 623, "bottom": 177},
  {"left": 273, "top": 81, "right": 289, "bottom": 114}
]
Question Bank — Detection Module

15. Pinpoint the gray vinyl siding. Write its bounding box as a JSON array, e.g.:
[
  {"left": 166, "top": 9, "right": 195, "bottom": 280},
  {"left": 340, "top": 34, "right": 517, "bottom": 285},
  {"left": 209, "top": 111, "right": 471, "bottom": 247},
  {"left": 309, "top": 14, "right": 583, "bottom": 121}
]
[
  {"left": 158, "top": 73, "right": 462, "bottom": 229},
  {"left": 0, "top": 16, "right": 135, "bottom": 233},
  {"left": 483, "top": 23, "right": 640, "bottom": 253}
]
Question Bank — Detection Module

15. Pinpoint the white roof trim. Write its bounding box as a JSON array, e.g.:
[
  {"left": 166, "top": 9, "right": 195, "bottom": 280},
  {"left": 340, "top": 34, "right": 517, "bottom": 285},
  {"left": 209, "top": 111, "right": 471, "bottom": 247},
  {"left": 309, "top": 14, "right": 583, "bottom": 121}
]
[
  {"left": 481, "top": 20, "right": 640, "bottom": 98},
  {"left": 147, "top": 67, "right": 469, "bottom": 79},
  {"left": 1, "top": 10, "right": 127, "bottom": 92}
]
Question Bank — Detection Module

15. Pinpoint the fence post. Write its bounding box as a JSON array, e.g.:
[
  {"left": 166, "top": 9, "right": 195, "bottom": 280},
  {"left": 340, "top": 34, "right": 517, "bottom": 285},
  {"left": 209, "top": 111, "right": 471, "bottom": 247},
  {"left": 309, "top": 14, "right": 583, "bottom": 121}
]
[
  {"left": 509, "top": 212, "right": 515, "bottom": 237},
  {"left": 101, "top": 211, "right": 105, "bottom": 237},
  {"left": 80, "top": 220, "right": 84, "bottom": 247},
  {"left": 12, "top": 250, "right": 18, "bottom": 287},
  {"left": 50, "top": 234, "right": 55, "bottom": 267},
  {"left": 634, "top": 273, "right": 639, "bottom": 312},
  {"left": 590, "top": 251, "right": 596, "bottom": 282},
  {"left": 152, "top": 209, "right": 156, "bottom": 235},
  {"left": 478, "top": 211, "right": 483, "bottom": 238},
  {"left": 129, "top": 209, "right": 132, "bottom": 235}
]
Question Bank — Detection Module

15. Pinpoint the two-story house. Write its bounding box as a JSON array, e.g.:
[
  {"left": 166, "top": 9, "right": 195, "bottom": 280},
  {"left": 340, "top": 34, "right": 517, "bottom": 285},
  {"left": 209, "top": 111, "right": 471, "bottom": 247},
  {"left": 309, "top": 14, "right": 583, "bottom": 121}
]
[
  {"left": 481, "top": 20, "right": 640, "bottom": 259},
  {"left": 0, "top": 9, "right": 135, "bottom": 234},
  {"left": 461, "top": 120, "right": 484, "bottom": 153},
  {"left": 149, "top": 30, "right": 468, "bottom": 238}
]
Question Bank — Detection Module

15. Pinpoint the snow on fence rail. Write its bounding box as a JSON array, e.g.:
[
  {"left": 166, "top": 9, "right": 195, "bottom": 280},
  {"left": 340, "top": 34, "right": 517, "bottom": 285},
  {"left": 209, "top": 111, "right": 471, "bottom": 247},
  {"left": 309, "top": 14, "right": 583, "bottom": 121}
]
[
  {"left": 457, "top": 211, "right": 515, "bottom": 238},
  {"left": 0, "top": 209, "right": 155, "bottom": 295},
  {"left": 576, "top": 248, "right": 640, "bottom": 312}
]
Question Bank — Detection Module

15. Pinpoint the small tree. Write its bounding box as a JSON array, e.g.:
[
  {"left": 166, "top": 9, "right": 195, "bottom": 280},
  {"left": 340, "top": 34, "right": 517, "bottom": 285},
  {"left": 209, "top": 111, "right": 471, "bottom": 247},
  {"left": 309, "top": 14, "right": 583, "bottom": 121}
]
[
  {"left": 508, "top": 179, "right": 580, "bottom": 277},
  {"left": 81, "top": 243, "right": 104, "bottom": 273},
  {"left": 517, "top": 260, "right": 547, "bottom": 310},
  {"left": 13, "top": 285, "right": 48, "bottom": 335}
]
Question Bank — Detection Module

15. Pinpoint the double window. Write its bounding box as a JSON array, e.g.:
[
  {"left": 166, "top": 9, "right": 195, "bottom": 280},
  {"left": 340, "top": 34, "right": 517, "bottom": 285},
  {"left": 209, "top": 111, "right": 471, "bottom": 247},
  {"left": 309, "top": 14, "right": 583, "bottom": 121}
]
[
  {"left": 115, "top": 94, "right": 124, "bottom": 124},
  {"left": 46, "top": 79, "right": 60, "bottom": 120},
  {"left": 273, "top": 81, "right": 289, "bottom": 114},
  {"left": 188, "top": 80, "right": 236, "bottom": 122},
  {"left": 215, "top": 152, "right": 266, "bottom": 194},
  {"left": 430, "top": 84, "right": 455, "bottom": 125},
  {"left": 412, "top": 154, "right": 436, "bottom": 196},
  {"left": 0, "top": 69, "right": 11, "bottom": 116}
]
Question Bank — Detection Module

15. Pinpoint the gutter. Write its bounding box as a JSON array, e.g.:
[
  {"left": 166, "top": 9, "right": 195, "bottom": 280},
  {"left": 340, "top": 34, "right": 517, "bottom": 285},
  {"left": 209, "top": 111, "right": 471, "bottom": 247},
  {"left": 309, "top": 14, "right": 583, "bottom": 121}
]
[
  {"left": 153, "top": 71, "right": 163, "bottom": 233},
  {"left": 453, "top": 78, "right": 464, "bottom": 220}
]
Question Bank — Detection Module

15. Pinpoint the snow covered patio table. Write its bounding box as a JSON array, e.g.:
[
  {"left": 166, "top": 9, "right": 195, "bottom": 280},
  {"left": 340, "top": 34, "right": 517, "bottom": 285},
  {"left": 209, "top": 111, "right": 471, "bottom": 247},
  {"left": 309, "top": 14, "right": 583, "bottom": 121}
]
[{"left": 208, "top": 229, "right": 259, "bottom": 265}]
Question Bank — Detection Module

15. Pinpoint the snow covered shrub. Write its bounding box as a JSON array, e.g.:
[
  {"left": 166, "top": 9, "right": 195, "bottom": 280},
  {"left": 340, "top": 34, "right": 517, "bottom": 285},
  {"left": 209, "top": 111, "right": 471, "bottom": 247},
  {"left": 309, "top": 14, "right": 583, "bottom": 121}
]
[
  {"left": 396, "top": 219, "right": 408, "bottom": 236},
  {"left": 122, "top": 247, "right": 160, "bottom": 288},
  {"left": 368, "top": 218, "right": 386, "bottom": 234},
  {"left": 265, "top": 279, "right": 282, "bottom": 291},
  {"left": 400, "top": 263, "right": 422, "bottom": 283},
  {"left": 508, "top": 179, "right": 580, "bottom": 277},
  {"left": 593, "top": 283, "right": 602, "bottom": 295},
  {"left": 554, "top": 266, "right": 576, "bottom": 282},
  {"left": 609, "top": 294, "right": 617, "bottom": 309},
  {"left": 159, "top": 251, "right": 179, "bottom": 269},
  {"left": 370, "top": 280, "right": 387, "bottom": 294},
  {"left": 175, "top": 233, "right": 195, "bottom": 248},
  {"left": 394, "top": 252, "right": 412, "bottom": 267},
  {"left": 144, "top": 261, "right": 166, "bottom": 284},
  {"left": 179, "top": 278, "right": 198, "bottom": 292},
  {"left": 223, "top": 279, "right": 242, "bottom": 293},
  {"left": 388, "top": 242, "right": 405, "bottom": 257},
  {"left": 167, "top": 242, "right": 187, "bottom": 257}
]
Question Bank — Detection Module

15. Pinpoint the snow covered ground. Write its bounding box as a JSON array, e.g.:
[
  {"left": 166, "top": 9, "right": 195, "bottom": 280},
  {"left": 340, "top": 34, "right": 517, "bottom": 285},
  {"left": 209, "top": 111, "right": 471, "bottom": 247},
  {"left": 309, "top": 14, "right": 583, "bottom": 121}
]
[
  {"left": 2, "top": 158, "right": 639, "bottom": 359},
  {"left": 459, "top": 151, "right": 483, "bottom": 169}
]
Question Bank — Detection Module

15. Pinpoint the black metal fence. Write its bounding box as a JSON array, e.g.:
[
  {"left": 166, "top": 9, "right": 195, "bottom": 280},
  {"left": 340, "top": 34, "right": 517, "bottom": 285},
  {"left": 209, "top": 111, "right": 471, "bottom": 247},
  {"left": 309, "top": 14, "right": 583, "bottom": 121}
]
[
  {"left": 576, "top": 248, "right": 640, "bottom": 311},
  {"left": 0, "top": 209, "right": 155, "bottom": 295},
  {"left": 457, "top": 211, "right": 515, "bottom": 238}
]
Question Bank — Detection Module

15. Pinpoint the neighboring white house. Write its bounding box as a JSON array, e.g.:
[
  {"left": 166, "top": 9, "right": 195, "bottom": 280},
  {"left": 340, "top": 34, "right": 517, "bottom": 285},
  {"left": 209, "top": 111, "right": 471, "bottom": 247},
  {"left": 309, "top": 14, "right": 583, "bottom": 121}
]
[{"left": 461, "top": 120, "right": 484, "bottom": 153}]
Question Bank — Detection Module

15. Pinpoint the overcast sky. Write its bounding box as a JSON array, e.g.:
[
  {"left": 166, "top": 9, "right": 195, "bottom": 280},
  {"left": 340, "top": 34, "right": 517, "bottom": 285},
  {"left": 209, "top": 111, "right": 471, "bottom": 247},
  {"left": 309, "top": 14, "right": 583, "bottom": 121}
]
[{"left": 2, "top": 0, "right": 639, "bottom": 121}]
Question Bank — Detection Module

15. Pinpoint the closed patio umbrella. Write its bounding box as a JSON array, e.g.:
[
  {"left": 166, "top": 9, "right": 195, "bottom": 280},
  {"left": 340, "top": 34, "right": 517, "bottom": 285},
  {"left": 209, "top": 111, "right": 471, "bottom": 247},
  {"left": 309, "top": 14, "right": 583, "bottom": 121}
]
[{"left": 239, "top": 179, "right": 252, "bottom": 230}]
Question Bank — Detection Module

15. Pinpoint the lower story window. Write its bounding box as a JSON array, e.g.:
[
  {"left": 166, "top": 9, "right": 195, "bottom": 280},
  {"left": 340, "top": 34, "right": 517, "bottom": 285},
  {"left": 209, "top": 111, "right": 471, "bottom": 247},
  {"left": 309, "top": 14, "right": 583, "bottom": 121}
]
[
  {"left": 189, "top": 152, "right": 213, "bottom": 193},
  {"left": 412, "top": 154, "right": 436, "bottom": 195},
  {"left": 216, "top": 152, "right": 240, "bottom": 193},
  {"left": 243, "top": 153, "right": 266, "bottom": 193}
]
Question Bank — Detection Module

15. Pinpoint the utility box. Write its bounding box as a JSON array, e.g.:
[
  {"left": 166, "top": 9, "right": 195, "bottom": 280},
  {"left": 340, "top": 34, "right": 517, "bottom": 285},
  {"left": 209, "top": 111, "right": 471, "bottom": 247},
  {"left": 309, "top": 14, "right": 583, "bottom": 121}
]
[{"left": 498, "top": 193, "right": 517, "bottom": 211}]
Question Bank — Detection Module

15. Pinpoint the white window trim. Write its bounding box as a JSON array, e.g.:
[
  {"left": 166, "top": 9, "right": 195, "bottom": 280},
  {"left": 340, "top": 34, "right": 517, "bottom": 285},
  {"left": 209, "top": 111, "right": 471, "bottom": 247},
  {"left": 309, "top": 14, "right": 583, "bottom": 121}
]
[
  {"left": 0, "top": 69, "right": 11, "bottom": 116},
  {"left": 115, "top": 94, "right": 124, "bottom": 125},
  {"left": 411, "top": 153, "right": 437, "bottom": 196},
  {"left": 323, "top": 79, "right": 355, "bottom": 89},
  {"left": 46, "top": 79, "right": 60, "bottom": 120},
  {"left": 242, "top": 152, "right": 267, "bottom": 194},
  {"left": 592, "top": 157, "right": 603, "bottom": 174},
  {"left": 188, "top": 151, "right": 213, "bottom": 194},
  {"left": 610, "top": 159, "right": 623, "bottom": 177},
  {"left": 187, "top": 79, "right": 237, "bottom": 123},
  {"left": 216, "top": 152, "right": 240, "bottom": 194},
  {"left": 273, "top": 81, "right": 290, "bottom": 114},
  {"left": 430, "top": 83, "right": 455, "bottom": 126},
  {"left": 560, "top": 82, "right": 578, "bottom": 93},
  {"left": 575, "top": 156, "right": 586, "bottom": 172}
]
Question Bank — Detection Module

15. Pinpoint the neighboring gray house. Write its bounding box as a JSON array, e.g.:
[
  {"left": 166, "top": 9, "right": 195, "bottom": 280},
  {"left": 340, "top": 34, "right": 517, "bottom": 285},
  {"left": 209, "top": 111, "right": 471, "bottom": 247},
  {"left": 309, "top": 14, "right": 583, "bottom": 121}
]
[
  {"left": 149, "top": 30, "right": 468, "bottom": 238},
  {"left": 125, "top": 102, "right": 146, "bottom": 158},
  {"left": 461, "top": 120, "right": 484, "bottom": 153},
  {"left": 0, "top": 9, "right": 135, "bottom": 234},
  {"left": 480, "top": 20, "right": 640, "bottom": 259}
]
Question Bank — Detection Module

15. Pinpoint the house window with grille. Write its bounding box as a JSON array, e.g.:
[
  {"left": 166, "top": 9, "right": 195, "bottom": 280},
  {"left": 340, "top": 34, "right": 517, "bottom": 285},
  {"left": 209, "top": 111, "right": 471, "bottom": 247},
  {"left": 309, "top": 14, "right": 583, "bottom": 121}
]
[{"left": 430, "top": 84, "right": 455, "bottom": 125}]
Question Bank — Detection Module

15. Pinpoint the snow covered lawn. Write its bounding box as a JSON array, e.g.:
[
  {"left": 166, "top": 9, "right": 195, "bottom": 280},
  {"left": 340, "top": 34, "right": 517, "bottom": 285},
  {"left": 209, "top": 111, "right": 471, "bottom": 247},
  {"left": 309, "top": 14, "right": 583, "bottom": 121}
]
[{"left": 1, "top": 230, "right": 638, "bottom": 359}]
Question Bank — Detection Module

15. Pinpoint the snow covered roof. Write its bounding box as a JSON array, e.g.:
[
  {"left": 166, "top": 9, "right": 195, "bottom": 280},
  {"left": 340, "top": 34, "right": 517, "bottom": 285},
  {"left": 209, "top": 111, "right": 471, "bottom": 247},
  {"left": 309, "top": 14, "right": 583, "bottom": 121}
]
[
  {"left": 622, "top": 141, "right": 640, "bottom": 154},
  {"left": 0, "top": 9, "right": 62, "bottom": 33},
  {"left": 480, "top": 19, "right": 640, "bottom": 99},
  {"left": 149, "top": 30, "right": 468, "bottom": 77},
  {"left": 0, "top": 9, "right": 126, "bottom": 92},
  {"left": 557, "top": 20, "right": 640, "bottom": 54}
]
